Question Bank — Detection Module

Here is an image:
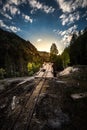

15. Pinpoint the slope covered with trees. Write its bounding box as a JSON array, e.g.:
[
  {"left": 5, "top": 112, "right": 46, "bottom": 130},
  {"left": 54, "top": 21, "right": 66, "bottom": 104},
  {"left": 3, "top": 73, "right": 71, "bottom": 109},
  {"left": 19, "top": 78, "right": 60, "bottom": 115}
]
[
  {"left": 69, "top": 31, "right": 87, "bottom": 65},
  {"left": 0, "top": 28, "right": 42, "bottom": 78},
  {"left": 39, "top": 51, "right": 50, "bottom": 62},
  {"left": 49, "top": 28, "right": 87, "bottom": 73},
  {"left": 61, "top": 29, "right": 87, "bottom": 67}
]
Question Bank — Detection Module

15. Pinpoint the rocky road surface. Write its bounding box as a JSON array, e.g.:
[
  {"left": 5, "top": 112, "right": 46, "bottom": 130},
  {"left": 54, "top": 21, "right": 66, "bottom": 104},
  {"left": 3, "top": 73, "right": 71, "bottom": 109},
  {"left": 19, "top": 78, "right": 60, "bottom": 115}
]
[{"left": 0, "top": 65, "right": 87, "bottom": 130}]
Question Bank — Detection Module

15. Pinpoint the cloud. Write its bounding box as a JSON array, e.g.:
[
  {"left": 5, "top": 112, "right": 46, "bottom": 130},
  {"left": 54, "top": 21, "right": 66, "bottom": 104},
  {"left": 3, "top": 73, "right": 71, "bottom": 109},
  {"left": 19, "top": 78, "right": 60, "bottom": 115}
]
[
  {"left": 7, "top": 0, "right": 27, "bottom": 6},
  {"left": 54, "top": 25, "right": 77, "bottom": 46},
  {"left": 0, "top": 11, "right": 12, "bottom": 20},
  {"left": 29, "top": 0, "right": 55, "bottom": 13},
  {"left": 37, "top": 38, "right": 42, "bottom": 42},
  {"left": 56, "top": 0, "right": 73, "bottom": 13},
  {"left": 57, "top": 25, "right": 77, "bottom": 36},
  {"left": 9, "top": 26, "right": 20, "bottom": 32},
  {"left": 22, "top": 14, "right": 33, "bottom": 23},
  {"left": 0, "top": 20, "right": 20, "bottom": 32},
  {"left": 56, "top": 0, "right": 87, "bottom": 26},
  {"left": 3, "top": 3, "right": 20, "bottom": 16},
  {"left": 60, "top": 12, "right": 80, "bottom": 25},
  {"left": 9, "top": 0, "right": 19, "bottom": 5},
  {"left": 0, "top": 20, "right": 9, "bottom": 30},
  {"left": 62, "top": 25, "right": 77, "bottom": 45},
  {"left": 56, "top": 0, "right": 87, "bottom": 13}
]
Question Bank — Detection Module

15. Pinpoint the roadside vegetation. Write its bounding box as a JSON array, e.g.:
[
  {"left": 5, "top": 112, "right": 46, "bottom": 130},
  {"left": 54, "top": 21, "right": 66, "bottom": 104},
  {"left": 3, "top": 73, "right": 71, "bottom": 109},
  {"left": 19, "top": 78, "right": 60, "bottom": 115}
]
[
  {"left": 50, "top": 27, "right": 87, "bottom": 72},
  {"left": 0, "top": 29, "right": 43, "bottom": 78},
  {"left": 0, "top": 27, "right": 87, "bottom": 79}
]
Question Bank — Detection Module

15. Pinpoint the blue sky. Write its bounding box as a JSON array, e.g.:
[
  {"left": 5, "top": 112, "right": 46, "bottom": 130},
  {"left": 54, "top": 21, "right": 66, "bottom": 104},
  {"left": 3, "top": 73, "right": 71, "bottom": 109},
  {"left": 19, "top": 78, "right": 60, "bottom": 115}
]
[{"left": 0, "top": 0, "right": 87, "bottom": 53}]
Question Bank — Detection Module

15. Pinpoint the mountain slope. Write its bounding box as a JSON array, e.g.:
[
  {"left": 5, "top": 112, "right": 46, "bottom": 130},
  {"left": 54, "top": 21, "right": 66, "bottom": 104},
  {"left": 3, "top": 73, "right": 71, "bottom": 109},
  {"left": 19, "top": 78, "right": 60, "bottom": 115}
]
[
  {"left": 70, "top": 31, "right": 87, "bottom": 65},
  {"left": 0, "top": 28, "right": 41, "bottom": 77},
  {"left": 39, "top": 51, "right": 50, "bottom": 62}
]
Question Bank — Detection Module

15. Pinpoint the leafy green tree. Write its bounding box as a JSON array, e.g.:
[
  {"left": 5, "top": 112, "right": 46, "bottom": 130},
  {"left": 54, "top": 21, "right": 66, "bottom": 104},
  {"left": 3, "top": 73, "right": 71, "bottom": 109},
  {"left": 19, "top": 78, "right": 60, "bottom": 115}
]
[
  {"left": 50, "top": 43, "right": 58, "bottom": 55},
  {"left": 69, "top": 31, "right": 87, "bottom": 65},
  {"left": 50, "top": 43, "right": 59, "bottom": 63},
  {"left": 0, "top": 68, "right": 6, "bottom": 79},
  {"left": 70, "top": 33, "right": 78, "bottom": 45},
  {"left": 61, "top": 47, "right": 70, "bottom": 68}
]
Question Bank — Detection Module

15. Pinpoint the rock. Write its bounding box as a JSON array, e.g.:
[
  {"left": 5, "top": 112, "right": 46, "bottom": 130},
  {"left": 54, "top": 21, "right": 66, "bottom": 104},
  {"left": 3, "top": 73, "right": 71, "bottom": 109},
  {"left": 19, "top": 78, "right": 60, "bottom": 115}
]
[
  {"left": 0, "top": 85, "right": 5, "bottom": 90},
  {"left": 47, "top": 119, "right": 61, "bottom": 128}
]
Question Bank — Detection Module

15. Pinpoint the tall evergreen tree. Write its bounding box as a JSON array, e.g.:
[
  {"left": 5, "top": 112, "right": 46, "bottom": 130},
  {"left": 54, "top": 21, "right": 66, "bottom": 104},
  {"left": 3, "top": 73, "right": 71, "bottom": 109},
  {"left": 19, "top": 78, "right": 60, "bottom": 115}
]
[{"left": 50, "top": 43, "right": 58, "bottom": 55}]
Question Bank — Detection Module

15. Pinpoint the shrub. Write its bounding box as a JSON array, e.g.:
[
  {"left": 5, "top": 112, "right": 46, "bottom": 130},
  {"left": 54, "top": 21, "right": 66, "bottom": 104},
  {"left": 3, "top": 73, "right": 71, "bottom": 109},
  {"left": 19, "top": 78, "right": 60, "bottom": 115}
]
[{"left": 0, "top": 68, "right": 6, "bottom": 79}]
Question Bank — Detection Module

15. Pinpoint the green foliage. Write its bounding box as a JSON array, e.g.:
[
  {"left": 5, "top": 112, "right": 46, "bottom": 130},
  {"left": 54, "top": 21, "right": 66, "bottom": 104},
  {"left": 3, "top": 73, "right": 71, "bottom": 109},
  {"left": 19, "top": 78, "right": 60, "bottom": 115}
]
[
  {"left": 50, "top": 54, "right": 63, "bottom": 71},
  {"left": 61, "top": 29, "right": 87, "bottom": 67},
  {"left": 50, "top": 44, "right": 63, "bottom": 71},
  {"left": 61, "top": 47, "right": 70, "bottom": 68},
  {"left": 0, "top": 28, "right": 42, "bottom": 77},
  {"left": 69, "top": 31, "right": 87, "bottom": 65},
  {"left": 50, "top": 54, "right": 58, "bottom": 63},
  {"left": 0, "top": 68, "right": 6, "bottom": 79},
  {"left": 27, "top": 62, "right": 41, "bottom": 75},
  {"left": 55, "top": 55, "right": 63, "bottom": 71},
  {"left": 50, "top": 43, "right": 58, "bottom": 55}
]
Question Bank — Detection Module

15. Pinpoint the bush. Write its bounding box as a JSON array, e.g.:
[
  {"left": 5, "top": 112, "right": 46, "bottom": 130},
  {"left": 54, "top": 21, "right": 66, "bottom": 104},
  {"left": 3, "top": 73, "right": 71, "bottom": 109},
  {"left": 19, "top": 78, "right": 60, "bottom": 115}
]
[
  {"left": 27, "top": 62, "right": 41, "bottom": 75},
  {"left": 0, "top": 68, "right": 6, "bottom": 79}
]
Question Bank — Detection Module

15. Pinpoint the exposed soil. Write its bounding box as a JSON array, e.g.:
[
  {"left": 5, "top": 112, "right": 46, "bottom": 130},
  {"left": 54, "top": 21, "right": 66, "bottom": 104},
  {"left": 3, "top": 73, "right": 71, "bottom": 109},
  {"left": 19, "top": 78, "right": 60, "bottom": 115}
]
[
  {"left": 0, "top": 66, "right": 87, "bottom": 130},
  {"left": 29, "top": 66, "right": 87, "bottom": 130}
]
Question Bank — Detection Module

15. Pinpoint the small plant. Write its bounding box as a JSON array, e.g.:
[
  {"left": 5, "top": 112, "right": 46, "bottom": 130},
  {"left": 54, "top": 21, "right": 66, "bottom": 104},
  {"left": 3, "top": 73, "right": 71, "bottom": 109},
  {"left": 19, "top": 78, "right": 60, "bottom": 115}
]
[
  {"left": 0, "top": 68, "right": 6, "bottom": 79},
  {"left": 27, "top": 62, "right": 41, "bottom": 76}
]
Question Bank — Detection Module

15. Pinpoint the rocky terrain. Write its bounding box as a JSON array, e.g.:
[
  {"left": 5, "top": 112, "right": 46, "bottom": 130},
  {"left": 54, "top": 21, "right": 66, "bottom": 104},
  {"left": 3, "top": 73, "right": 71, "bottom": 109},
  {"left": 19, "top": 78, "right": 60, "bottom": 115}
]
[{"left": 29, "top": 66, "right": 87, "bottom": 130}]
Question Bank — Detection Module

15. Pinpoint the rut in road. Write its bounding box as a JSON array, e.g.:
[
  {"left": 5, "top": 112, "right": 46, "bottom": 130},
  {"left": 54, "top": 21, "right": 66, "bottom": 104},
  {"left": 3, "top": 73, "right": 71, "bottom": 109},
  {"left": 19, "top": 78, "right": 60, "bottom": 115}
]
[
  {"left": 1, "top": 63, "right": 53, "bottom": 130},
  {"left": 11, "top": 68, "right": 49, "bottom": 130}
]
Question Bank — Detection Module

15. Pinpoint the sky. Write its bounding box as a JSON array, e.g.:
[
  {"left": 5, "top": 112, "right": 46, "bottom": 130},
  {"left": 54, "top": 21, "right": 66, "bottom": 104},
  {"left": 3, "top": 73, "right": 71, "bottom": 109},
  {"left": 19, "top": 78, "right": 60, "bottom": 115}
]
[{"left": 0, "top": 0, "right": 87, "bottom": 54}]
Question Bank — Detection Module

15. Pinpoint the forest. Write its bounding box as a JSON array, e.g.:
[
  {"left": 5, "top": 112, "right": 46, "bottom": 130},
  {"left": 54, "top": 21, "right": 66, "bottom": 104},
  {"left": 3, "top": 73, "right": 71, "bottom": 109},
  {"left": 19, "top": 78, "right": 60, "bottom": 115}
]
[
  {"left": 0, "top": 28, "right": 87, "bottom": 78},
  {"left": 50, "top": 28, "right": 87, "bottom": 71},
  {"left": 0, "top": 28, "right": 43, "bottom": 78}
]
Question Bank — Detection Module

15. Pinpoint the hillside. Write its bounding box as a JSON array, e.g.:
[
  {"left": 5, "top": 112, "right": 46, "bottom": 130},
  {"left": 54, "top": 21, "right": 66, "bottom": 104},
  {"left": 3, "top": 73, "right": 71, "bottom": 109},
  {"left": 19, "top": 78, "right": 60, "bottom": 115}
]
[
  {"left": 70, "top": 31, "right": 87, "bottom": 65},
  {"left": 39, "top": 51, "right": 50, "bottom": 62},
  {"left": 0, "top": 28, "right": 41, "bottom": 77}
]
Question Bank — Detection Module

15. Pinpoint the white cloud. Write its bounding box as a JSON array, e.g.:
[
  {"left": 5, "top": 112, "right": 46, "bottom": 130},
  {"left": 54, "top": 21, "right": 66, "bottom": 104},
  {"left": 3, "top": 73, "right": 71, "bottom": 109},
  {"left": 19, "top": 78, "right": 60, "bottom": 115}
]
[
  {"left": 29, "top": 0, "right": 55, "bottom": 13},
  {"left": 60, "top": 12, "right": 80, "bottom": 25},
  {"left": 56, "top": 0, "right": 87, "bottom": 13},
  {"left": 56, "top": 0, "right": 87, "bottom": 26},
  {"left": 56, "top": 0, "right": 73, "bottom": 13},
  {"left": 0, "top": 20, "right": 20, "bottom": 32},
  {"left": 0, "top": 20, "right": 9, "bottom": 29},
  {"left": 9, "top": 0, "right": 19, "bottom": 5},
  {"left": 63, "top": 25, "right": 77, "bottom": 45},
  {"left": 54, "top": 25, "right": 77, "bottom": 46},
  {"left": 37, "top": 39, "right": 42, "bottom": 42},
  {"left": 3, "top": 4, "right": 20, "bottom": 16},
  {"left": 9, "top": 26, "right": 20, "bottom": 32},
  {"left": 22, "top": 14, "right": 33, "bottom": 23},
  {"left": 8, "top": 0, "right": 27, "bottom": 6},
  {"left": 57, "top": 25, "right": 77, "bottom": 36},
  {"left": 0, "top": 11, "right": 12, "bottom": 20},
  {"left": 43, "top": 5, "right": 55, "bottom": 14},
  {"left": 10, "top": 6, "right": 20, "bottom": 15}
]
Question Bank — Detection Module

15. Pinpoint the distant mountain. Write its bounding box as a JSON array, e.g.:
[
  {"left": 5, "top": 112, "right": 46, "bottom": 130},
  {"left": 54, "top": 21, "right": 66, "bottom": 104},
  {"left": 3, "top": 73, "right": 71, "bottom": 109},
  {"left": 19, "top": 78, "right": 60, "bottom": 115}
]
[
  {"left": 0, "top": 28, "right": 41, "bottom": 77},
  {"left": 39, "top": 51, "right": 50, "bottom": 62}
]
